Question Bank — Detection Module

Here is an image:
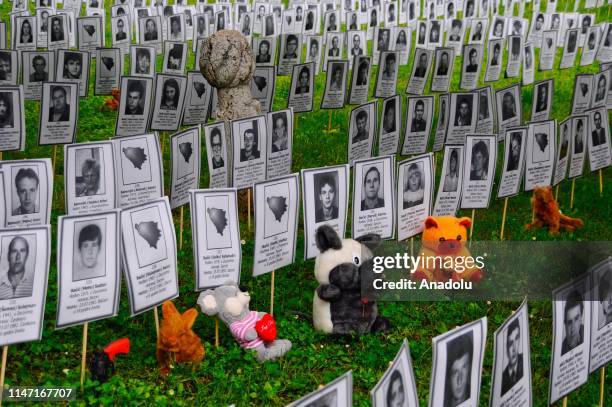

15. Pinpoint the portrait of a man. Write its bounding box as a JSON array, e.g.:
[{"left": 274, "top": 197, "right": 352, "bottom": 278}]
[
  {"left": 0, "top": 92, "right": 14, "bottom": 128},
  {"left": 455, "top": 97, "right": 472, "bottom": 127},
  {"left": 271, "top": 112, "right": 288, "bottom": 152},
  {"left": 209, "top": 127, "right": 224, "bottom": 169},
  {"left": 444, "top": 333, "right": 473, "bottom": 407},
  {"left": 501, "top": 319, "right": 523, "bottom": 396},
  {"left": 352, "top": 109, "right": 369, "bottom": 143},
  {"left": 0, "top": 236, "right": 34, "bottom": 300},
  {"left": 501, "top": 91, "right": 517, "bottom": 121},
  {"left": 295, "top": 66, "right": 310, "bottom": 95},
  {"left": 411, "top": 100, "right": 427, "bottom": 132},
  {"left": 73, "top": 223, "right": 105, "bottom": 281},
  {"left": 591, "top": 111, "right": 606, "bottom": 147},
  {"left": 361, "top": 166, "right": 384, "bottom": 210},
  {"left": 598, "top": 270, "right": 612, "bottom": 329},
  {"left": 29, "top": 55, "right": 48, "bottom": 82},
  {"left": 125, "top": 80, "right": 145, "bottom": 115},
  {"left": 314, "top": 172, "right": 339, "bottom": 223},
  {"left": 506, "top": 132, "right": 522, "bottom": 172},
  {"left": 239, "top": 128, "right": 260, "bottom": 161},
  {"left": 12, "top": 168, "right": 40, "bottom": 215},
  {"left": 561, "top": 289, "right": 584, "bottom": 355},
  {"left": 49, "top": 86, "right": 70, "bottom": 122}
]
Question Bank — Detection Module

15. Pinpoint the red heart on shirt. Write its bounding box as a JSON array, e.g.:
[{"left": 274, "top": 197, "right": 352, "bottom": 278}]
[{"left": 255, "top": 314, "right": 277, "bottom": 342}]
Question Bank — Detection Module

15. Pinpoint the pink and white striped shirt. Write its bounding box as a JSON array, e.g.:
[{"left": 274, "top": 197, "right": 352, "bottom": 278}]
[{"left": 229, "top": 311, "right": 264, "bottom": 349}]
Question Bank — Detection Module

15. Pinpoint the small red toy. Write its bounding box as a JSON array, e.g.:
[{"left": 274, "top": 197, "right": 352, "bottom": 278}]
[{"left": 90, "top": 338, "right": 130, "bottom": 383}]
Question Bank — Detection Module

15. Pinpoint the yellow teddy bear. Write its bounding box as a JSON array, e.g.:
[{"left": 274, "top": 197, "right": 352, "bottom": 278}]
[{"left": 412, "top": 216, "right": 484, "bottom": 282}]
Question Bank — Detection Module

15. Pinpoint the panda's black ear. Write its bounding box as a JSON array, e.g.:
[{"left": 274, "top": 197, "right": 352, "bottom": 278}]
[
  {"left": 356, "top": 233, "right": 382, "bottom": 251},
  {"left": 315, "top": 225, "right": 342, "bottom": 252}
]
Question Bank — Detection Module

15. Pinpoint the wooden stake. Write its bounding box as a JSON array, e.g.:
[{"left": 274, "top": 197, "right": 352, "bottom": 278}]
[
  {"left": 0, "top": 151, "right": 3, "bottom": 161},
  {"left": 270, "top": 270, "right": 275, "bottom": 316},
  {"left": 52, "top": 145, "right": 58, "bottom": 170},
  {"left": 599, "top": 367, "right": 605, "bottom": 407},
  {"left": 555, "top": 184, "right": 559, "bottom": 202},
  {"left": 570, "top": 179, "right": 575, "bottom": 209},
  {"left": 599, "top": 169, "right": 603, "bottom": 197},
  {"left": 214, "top": 319, "right": 219, "bottom": 348},
  {"left": 80, "top": 322, "right": 88, "bottom": 390},
  {"left": 469, "top": 209, "right": 475, "bottom": 241},
  {"left": 500, "top": 198, "right": 509, "bottom": 241},
  {"left": 410, "top": 237, "right": 414, "bottom": 257},
  {"left": 0, "top": 345, "right": 8, "bottom": 406},
  {"left": 179, "top": 206, "right": 184, "bottom": 250},
  {"left": 562, "top": 396, "right": 567, "bottom": 407},
  {"left": 153, "top": 306, "right": 160, "bottom": 339},
  {"left": 247, "top": 188, "right": 252, "bottom": 232},
  {"left": 323, "top": 111, "right": 339, "bottom": 133}
]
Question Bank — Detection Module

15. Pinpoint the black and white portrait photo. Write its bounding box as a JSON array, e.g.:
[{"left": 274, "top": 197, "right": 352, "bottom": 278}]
[
  {"left": 532, "top": 80, "right": 553, "bottom": 121},
  {"left": 13, "top": 16, "right": 36, "bottom": 52},
  {"left": 560, "top": 28, "right": 580, "bottom": 69},
  {"left": 203, "top": 123, "right": 228, "bottom": 188},
  {"left": 150, "top": 74, "right": 187, "bottom": 131},
  {"left": 253, "top": 38, "right": 275, "bottom": 65},
  {"left": 111, "top": 16, "right": 130, "bottom": 54},
  {"left": 401, "top": 96, "right": 433, "bottom": 155},
  {"left": 461, "top": 135, "right": 497, "bottom": 209},
  {"left": 22, "top": 52, "right": 53, "bottom": 99},
  {"left": 572, "top": 74, "right": 593, "bottom": 115},
  {"left": 432, "top": 48, "right": 454, "bottom": 92},
  {"left": 48, "top": 15, "right": 68, "bottom": 50},
  {"left": 445, "top": 92, "right": 477, "bottom": 145},
  {"left": 0, "top": 87, "right": 24, "bottom": 151},
  {"left": 0, "top": 234, "right": 36, "bottom": 300},
  {"left": 266, "top": 109, "right": 293, "bottom": 179},
  {"left": 72, "top": 220, "right": 106, "bottom": 281},
  {"left": 588, "top": 259, "right": 612, "bottom": 374},
  {"left": 57, "top": 50, "right": 90, "bottom": 97},
  {"left": 591, "top": 71, "right": 610, "bottom": 109},
  {"left": 496, "top": 85, "right": 521, "bottom": 136},
  {"left": 2, "top": 160, "right": 52, "bottom": 227},
  {"left": 361, "top": 165, "right": 385, "bottom": 211},
  {"left": 443, "top": 148, "right": 461, "bottom": 193},
  {"left": 370, "top": 341, "right": 419, "bottom": 407},
  {"left": 461, "top": 45, "right": 483, "bottom": 90},
  {"left": 375, "top": 51, "right": 399, "bottom": 98},
  {"left": 289, "top": 371, "right": 352, "bottom": 407},
  {"left": 278, "top": 34, "right": 302, "bottom": 76},
  {"left": 469, "top": 139, "right": 490, "bottom": 181},
  {"left": 305, "top": 36, "right": 322, "bottom": 73},
  {"left": 498, "top": 128, "right": 527, "bottom": 198},
  {"left": 429, "top": 318, "right": 486, "bottom": 407},
  {"left": 321, "top": 61, "right": 348, "bottom": 109},
  {"left": 163, "top": 42, "right": 187, "bottom": 74},
  {"left": 396, "top": 154, "right": 433, "bottom": 239},
  {"left": 130, "top": 46, "right": 155, "bottom": 78},
  {"left": 0, "top": 50, "right": 17, "bottom": 85},
  {"left": 115, "top": 77, "right": 153, "bottom": 137},
  {"left": 484, "top": 39, "right": 503, "bottom": 83},
  {"left": 406, "top": 48, "right": 433, "bottom": 95},
  {"left": 139, "top": 16, "right": 162, "bottom": 49},
  {"left": 568, "top": 116, "right": 587, "bottom": 179},
  {"left": 348, "top": 102, "right": 376, "bottom": 164},
  {"left": 313, "top": 171, "right": 340, "bottom": 223},
  {"left": 586, "top": 107, "right": 612, "bottom": 172},
  {"left": 348, "top": 56, "right": 371, "bottom": 105},
  {"left": 433, "top": 145, "right": 464, "bottom": 217},
  {"left": 74, "top": 147, "right": 104, "bottom": 198}
]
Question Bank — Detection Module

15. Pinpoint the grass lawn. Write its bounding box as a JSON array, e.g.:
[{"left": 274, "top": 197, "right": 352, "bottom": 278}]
[{"left": 1, "top": 0, "right": 612, "bottom": 405}]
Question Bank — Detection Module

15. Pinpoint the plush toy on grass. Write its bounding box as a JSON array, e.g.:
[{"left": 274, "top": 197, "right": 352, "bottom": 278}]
[
  {"left": 197, "top": 282, "right": 291, "bottom": 362},
  {"left": 156, "top": 301, "right": 205, "bottom": 375},
  {"left": 89, "top": 337, "right": 130, "bottom": 383},
  {"left": 412, "top": 216, "right": 483, "bottom": 283},
  {"left": 313, "top": 225, "right": 391, "bottom": 335},
  {"left": 525, "top": 186, "right": 583, "bottom": 235}
]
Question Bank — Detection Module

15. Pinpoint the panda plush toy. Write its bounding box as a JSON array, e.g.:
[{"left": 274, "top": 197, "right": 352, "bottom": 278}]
[{"left": 313, "top": 225, "right": 391, "bottom": 335}]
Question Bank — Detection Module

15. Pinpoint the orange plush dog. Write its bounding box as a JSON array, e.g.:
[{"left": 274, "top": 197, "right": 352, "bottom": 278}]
[
  {"left": 412, "top": 216, "right": 483, "bottom": 282},
  {"left": 525, "top": 186, "right": 583, "bottom": 235},
  {"left": 156, "top": 301, "right": 204, "bottom": 375}
]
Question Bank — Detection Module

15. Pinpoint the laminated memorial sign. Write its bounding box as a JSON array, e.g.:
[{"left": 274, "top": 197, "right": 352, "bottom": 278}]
[
  {"left": 370, "top": 341, "right": 419, "bottom": 407},
  {"left": 552, "top": 118, "right": 571, "bottom": 187},
  {"left": 252, "top": 66, "right": 276, "bottom": 114},
  {"left": 182, "top": 71, "right": 212, "bottom": 125},
  {"left": 490, "top": 300, "right": 532, "bottom": 407},
  {"left": 289, "top": 371, "right": 352, "bottom": 407},
  {"left": 1, "top": 159, "right": 53, "bottom": 228},
  {"left": 596, "top": 23, "right": 612, "bottom": 63},
  {"left": 266, "top": 108, "right": 293, "bottom": 179},
  {"left": 0, "top": 50, "right": 17, "bottom": 87},
  {"left": 446, "top": 92, "right": 478, "bottom": 145},
  {"left": 531, "top": 79, "right": 553, "bottom": 122},
  {"left": 323, "top": 32, "right": 345, "bottom": 71},
  {"left": 590, "top": 69, "right": 610, "bottom": 110},
  {"left": 539, "top": 30, "right": 557, "bottom": 71},
  {"left": 139, "top": 16, "right": 163, "bottom": 55},
  {"left": 405, "top": 47, "right": 433, "bottom": 95},
  {"left": 321, "top": 60, "right": 348, "bottom": 109},
  {"left": 232, "top": 114, "right": 268, "bottom": 190},
  {"left": 170, "top": 126, "right": 200, "bottom": 209},
  {"left": 475, "top": 86, "right": 495, "bottom": 134},
  {"left": 431, "top": 47, "right": 454, "bottom": 92},
  {"left": 304, "top": 36, "right": 322, "bottom": 73},
  {"left": 549, "top": 275, "right": 591, "bottom": 404},
  {"left": 56, "top": 211, "right": 121, "bottom": 328},
  {"left": 392, "top": 26, "right": 411, "bottom": 65},
  {"left": 433, "top": 145, "right": 464, "bottom": 216},
  {"left": 522, "top": 43, "right": 535, "bottom": 86},
  {"left": 203, "top": 122, "right": 229, "bottom": 189},
  {"left": 446, "top": 19, "right": 466, "bottom": 54},
  {"left": 301, "top": 164, "right": 349, "bottom": 259},
  {"left": 497, "top": 127, "right": 527, "bottom": 199},
  {"left": 149, "top": 73, "right": 187, "bottom": 132},
  {"left": 352, "top": 155, "right": 396, "bottom": 240},
  {"left": 460, "top": 134, "right": 497, "bottom": 209},
  {"left": 120, "top": 196, "right": 179, "bottom": 315},
  {"left": 401, "top": 96, "right": 433, "bottom": 155},
  {"left": 0, "top": 86, "right": 25, "bottom": 152},
  {"left": 13, "top": 16, "right": 37, "bottom": 53},
  {"left": 348, "top": 101, "right": 376, "bottom": 165},
  {"left": 278, "top": 33, "right": 302, "bottom": 76},
  {"left": 0, "top": 226, "right": 50, "bottom": 346},
  {"left": 64, "top": 141, "right": 117, "bottom": 215},
  {"left": 95, "top": 47, "right": 121, "bottom": 96},
  {"left": 568, "top": 115, "right": 588, "bottom": 179},
  {"left": 130, "top": 46, "right": 156, "bottom": 78},
  {"left": 589, "top": 257, "right": 612, "bottom": 373},
  {"left": 374, "top": 51, "right": 399, "bottom": 98},
  {"left": 495, "top": 84, "right": 521, "bottom": 141},
  {"left": 47, "top": 14, "right": 69, "bottom": 50},
  {"left": 505, "top": 35, "right": 522, "bottom": 78},
  {"left": 571, "top": 74, "right": 593, "bottom": 115},
  {"left": 397, "top": 153, "right": 433, "bottom": 241},
  {"left": 113, "top": 133, "right": 164, "bottom": 207},
  {"left": 111, "top": 15, "right": 131, "bottom": 55},
  {"left": 162, "top": 41, "right": 188, "bottom": 75},
  {"left": 77, "top": 16, "right": 103, "bottom": 52},
  {"left": 252, "top": 173, "right": 299, "bottom": 277},
  {"left": 288, "top": 62, "right": 314, "bottom": 113},
  {"left": 115, "top": 76, "right": 154, "bottom": 137},
  {"left": 432, "top": 93, "right": 450, "bottom": 151},
  {"left": 484, "top": 38, "right": 504, "bottom": 83},
  {"left": 190, "top": 188, "right": 241, "bottom": 290},
  {"left": 429, "top": 317, "right": 487, "bottom": 407},
  {"left": 560, "top": 28, "right": 580, "bottom": 69},
  {"left": 378, "top": 95, "right": 401, "bottom": 156},
  {"left": 586, "top": 106, "right": 612, "bottom": 172},
  {"left": 348, "top": 55, "right": 372, "bottom": 106},
  {"left": 38, "top": 82, "right": 79, "bottom": 146},
  {"left": 460, "top": 44, "right": 483, "bottom": 90},
  {"left": 253, "top": 38, "right": 277, "bottom": 68},
  {"left": 22, "top": 51, "right": 55, "bottom": 101},
  {"left": 524, "top": 120, "right": 556, "bottom": 191},
  {"left": 580, "top": 25, "right": 600, "bottom": 67}
]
